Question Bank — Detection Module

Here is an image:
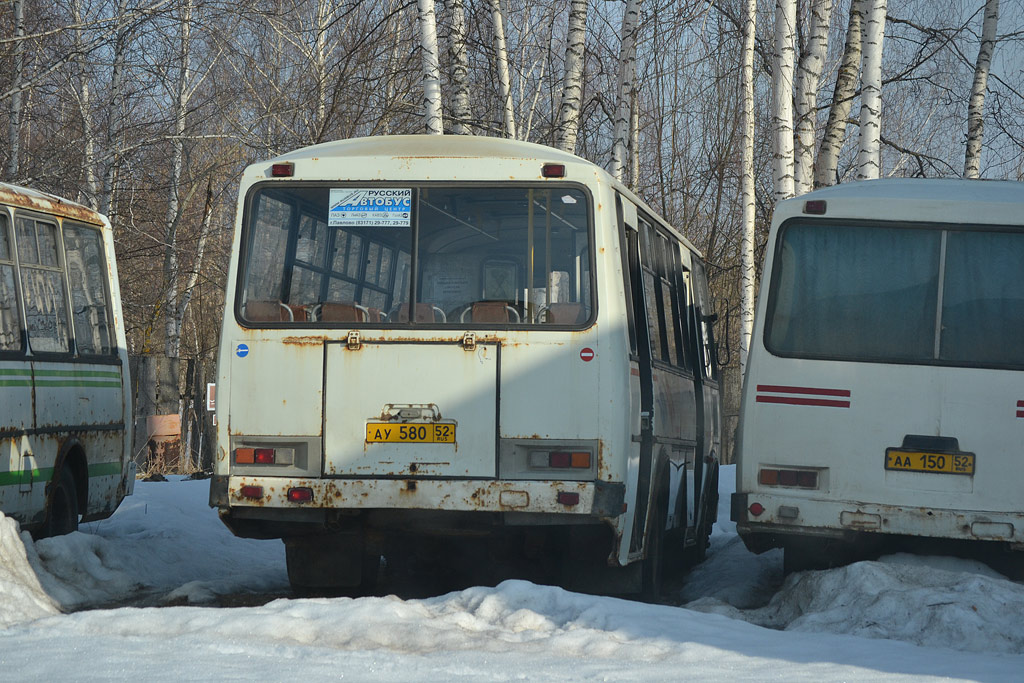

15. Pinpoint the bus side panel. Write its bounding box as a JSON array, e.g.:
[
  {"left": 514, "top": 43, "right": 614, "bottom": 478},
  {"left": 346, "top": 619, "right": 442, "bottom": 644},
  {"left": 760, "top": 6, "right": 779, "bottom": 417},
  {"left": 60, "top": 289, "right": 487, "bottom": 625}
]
[{"left": 0, "top": 360, "right": 34, "bottom": 522}]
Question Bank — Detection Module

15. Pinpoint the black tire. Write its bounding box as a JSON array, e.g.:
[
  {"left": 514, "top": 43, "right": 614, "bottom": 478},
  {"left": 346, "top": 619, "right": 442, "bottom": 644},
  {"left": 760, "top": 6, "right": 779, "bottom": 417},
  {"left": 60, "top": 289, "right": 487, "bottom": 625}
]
[
  {"left": 44, "top": 467, "right": 79, "bottom": 538},
  {"left": 641, "top": 479, "right": 669, "bottom": 601}
]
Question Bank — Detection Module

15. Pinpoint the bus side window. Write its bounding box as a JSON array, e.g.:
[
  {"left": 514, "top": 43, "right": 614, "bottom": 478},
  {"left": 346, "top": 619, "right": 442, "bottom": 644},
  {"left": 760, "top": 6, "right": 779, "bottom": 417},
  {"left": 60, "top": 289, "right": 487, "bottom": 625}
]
[
  {"left": 692, "top": 258, "right": 717, "bottom": 380},
  {"left": 638, "top": 219, "right": 666, "bottom": 362},
  {"left": 16, "top": 215, "right": 71, "bottom": 354},
  {"left": 63, "top": 224, "right": 115, "bottom": 356},
  {"left": 0, "top": 214, "right": 19, "bottom": 351},
  {"left": 672, "top": 246, "right": 695, "bottom": 373}
]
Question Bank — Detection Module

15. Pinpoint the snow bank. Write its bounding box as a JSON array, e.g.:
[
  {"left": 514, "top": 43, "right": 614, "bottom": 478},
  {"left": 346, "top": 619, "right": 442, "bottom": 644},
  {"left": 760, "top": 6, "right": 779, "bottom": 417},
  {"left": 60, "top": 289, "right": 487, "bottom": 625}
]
[{"left": 0, "top": 513, "right": 59, "bottom": 628}]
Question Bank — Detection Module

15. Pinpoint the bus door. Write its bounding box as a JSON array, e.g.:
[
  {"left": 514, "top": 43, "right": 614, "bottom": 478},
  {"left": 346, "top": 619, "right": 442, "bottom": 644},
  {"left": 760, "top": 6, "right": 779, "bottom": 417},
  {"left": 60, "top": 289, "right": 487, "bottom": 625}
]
[
  {"left": 619, "top": 198, "right": 655, "bottom": 557},
  {"left": 322, "top": 339, "right": 499, "bottom": 478}
]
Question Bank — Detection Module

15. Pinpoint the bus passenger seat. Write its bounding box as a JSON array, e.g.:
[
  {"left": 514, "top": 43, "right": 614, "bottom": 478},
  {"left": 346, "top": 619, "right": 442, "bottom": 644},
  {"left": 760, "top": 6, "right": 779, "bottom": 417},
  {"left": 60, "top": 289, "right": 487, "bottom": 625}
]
[
  {"left": 319, "top": 302, "right": 368, "bottom": 322},
  {"left": 540, "top": 303, "right": 584, "bottom": 324},
  {"left": 245, "top": 300, "right": 294, "bottom": 321}
]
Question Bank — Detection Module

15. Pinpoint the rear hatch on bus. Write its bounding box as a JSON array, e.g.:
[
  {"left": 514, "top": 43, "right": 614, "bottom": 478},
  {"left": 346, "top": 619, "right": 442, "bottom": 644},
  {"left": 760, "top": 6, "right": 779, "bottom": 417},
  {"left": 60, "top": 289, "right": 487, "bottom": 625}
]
[{"left": 322, "top": 340, "right": 498, "bottom": 478}]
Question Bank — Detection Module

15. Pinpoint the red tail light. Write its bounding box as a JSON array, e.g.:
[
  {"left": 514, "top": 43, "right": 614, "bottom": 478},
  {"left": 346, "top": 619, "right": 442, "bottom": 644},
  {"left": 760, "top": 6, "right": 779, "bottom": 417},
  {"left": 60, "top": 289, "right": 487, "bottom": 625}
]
[
  {"left": 271, "top": 162, "right": 294, "bottom": 177},
  {"left": 253, "top": 448, "right": 275, "bottom": 464},
  {"left": 557, "top": 491, "right": 580, "bottom": 506},
  {"left": 542, "top": 163, "right": 565, "bottom": 178},
  {"left": 240, "top": 485, "right": 263, "bottom": 499},
  {"left": 287, "top": 487, "right": 313, "bottom": 503},
  {"left": 549, "top": 451, "right": 571, "bottom": 468},
  {"left": 759, "top": 468, "right": 818, "bottom": 489}
]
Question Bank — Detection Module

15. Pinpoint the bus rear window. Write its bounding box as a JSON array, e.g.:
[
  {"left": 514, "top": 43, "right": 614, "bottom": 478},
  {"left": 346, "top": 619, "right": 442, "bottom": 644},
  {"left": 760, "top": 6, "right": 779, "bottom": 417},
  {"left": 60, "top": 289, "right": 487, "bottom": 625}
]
[
  {"left": 238, "top": 185, "right": 593, "bottom": 328},
  {"left": 765, "top": 221, "right": 1024, "bottom": 368}
]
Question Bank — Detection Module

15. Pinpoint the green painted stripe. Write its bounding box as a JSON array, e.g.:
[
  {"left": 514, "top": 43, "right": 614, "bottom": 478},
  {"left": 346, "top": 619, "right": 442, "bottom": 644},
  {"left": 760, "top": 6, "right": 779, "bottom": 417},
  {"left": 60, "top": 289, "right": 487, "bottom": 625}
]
[
  {"left": 0, "top": 463, "right": 123, "bottom": 487},
  {"left": 33, "top": 370, "right": 121, "bottom": 378},
  {"left": 0, "top": 368, "right": 33, "bottom": 376},
  {"left": 0, "top": 379, "right": 33, "bottom": 387},
  {"left": 34, "top": 380, "right": 122, "bottom": 388}
]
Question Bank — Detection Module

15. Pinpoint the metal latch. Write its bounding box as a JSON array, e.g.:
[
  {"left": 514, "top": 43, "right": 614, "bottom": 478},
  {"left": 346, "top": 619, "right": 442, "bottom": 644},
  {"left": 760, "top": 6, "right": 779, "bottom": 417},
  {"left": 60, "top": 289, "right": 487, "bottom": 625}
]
[
  {"left": 640, "top": 410, "right": 654, "bottom": 432},
  {"left": 462, "top": 331, "right": 476, "bottom": 351},
  {"left": 347, "top": 330, "right": 361, "bottom": 350}
]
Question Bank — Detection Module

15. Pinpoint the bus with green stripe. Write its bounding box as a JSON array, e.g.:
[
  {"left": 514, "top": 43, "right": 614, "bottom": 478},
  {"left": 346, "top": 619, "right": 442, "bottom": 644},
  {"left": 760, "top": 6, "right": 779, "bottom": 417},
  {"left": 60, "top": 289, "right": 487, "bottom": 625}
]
[{"left": 0, "top": 183, "right": 134, "bottom": 536}]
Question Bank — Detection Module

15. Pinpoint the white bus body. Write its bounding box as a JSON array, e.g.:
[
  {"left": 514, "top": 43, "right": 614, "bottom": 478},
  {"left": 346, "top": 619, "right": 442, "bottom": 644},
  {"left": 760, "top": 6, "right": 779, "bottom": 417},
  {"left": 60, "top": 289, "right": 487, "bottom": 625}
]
[
  {"left": 211, "top": 136, "right": 722, "bottom": 594},
  {"left": 733, "top": 179, "right": 1024, "bottom": 570},
  {"left": 0, "top": 184, "right": 134, "bottom": 536}
]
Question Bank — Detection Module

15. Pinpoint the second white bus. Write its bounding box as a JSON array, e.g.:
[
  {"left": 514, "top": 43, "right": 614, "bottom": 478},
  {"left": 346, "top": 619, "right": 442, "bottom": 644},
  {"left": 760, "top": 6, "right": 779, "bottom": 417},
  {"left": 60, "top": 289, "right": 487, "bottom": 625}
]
[
  {"left": 210, "top": 135, "right": 722, "bottom": 596},
  {"left": 733, "top": 179, "right": 1024, "bottom": 571}
]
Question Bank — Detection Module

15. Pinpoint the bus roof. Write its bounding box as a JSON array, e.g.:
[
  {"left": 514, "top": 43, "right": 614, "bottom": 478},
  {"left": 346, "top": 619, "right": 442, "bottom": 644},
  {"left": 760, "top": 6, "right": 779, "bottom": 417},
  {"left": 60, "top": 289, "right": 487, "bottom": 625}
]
[
  {"left": 251, "top": 135, "right": 702, "bottom": 257},
  {"left": 775, "top": 178, "right": 1024, "bottom": 227},
  {"left": 0, "top": 182, "right": 106, "bottom": 227}
]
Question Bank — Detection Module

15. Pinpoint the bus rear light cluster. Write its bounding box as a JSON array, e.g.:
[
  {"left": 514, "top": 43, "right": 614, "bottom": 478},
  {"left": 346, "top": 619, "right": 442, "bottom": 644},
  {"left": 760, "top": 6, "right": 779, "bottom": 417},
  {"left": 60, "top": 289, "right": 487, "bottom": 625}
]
[
  {"left": 528, "top": 450, "right": 592, "bottom": 470},
  {"left": 557, "top": 491, "right": 580, "bottom": 506},
  {"left": 759, "top": 467, "right": 818, "bottom": 489},
  {"left": 234, "top": 447, "right": 295, "bottom": 466}
]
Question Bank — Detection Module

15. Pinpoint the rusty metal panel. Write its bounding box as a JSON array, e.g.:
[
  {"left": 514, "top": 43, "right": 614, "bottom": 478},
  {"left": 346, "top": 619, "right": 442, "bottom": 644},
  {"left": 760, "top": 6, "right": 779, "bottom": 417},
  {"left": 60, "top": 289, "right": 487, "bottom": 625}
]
[
  {"left": 0, "top": 183, "right": 104, "bottom": 226},
  {"left": 323, "top": 341, "right": 497, "bottom": 477},
  {"left": 32, "top": 361, "right": 123, "bottom": 431},
  {"left": 227, "top": 339, "right": 323, "bottom": 437},
  {"left": 0, "top": 361, "right": 32, "bottom": 436}
]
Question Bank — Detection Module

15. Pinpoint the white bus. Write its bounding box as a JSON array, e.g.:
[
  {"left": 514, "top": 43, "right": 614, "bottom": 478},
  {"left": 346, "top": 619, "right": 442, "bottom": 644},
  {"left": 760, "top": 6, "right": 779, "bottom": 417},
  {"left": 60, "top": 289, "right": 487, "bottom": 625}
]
[
  {"left": 210, "top": 135, "right": 722, "bottom": 596},
  {"left": 0, "top": 183, "right": 134, "bottom": 537},
  {"left": 733, "top": 179, "right": 1024, "bottom": 572}
]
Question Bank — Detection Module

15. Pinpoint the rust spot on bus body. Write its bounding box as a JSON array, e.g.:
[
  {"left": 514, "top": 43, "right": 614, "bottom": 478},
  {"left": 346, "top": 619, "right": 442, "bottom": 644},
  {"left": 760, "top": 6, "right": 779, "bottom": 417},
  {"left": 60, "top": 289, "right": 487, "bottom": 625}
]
[
  {"left": 0, "top": 185, "right": 105, "bottom": 225},
  {"left": 282, "top": 335, "right": 330, "bottom": 346}
]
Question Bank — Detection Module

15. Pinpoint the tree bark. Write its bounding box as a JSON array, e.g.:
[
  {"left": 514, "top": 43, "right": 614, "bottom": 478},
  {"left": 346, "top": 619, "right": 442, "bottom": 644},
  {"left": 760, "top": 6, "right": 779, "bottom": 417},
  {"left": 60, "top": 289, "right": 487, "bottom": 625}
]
[
  {"left": 7, "top": 0, "right": 26, "bottom": 181},
  {"left": 815, "top": 1, "right": 864, "bottom": 188},
  {"left": 611, "top": 0, "right": 640, "bottom": 182},
  {"left": 418, "top": 0, "right": 444, "bottom": 135},
  {"left": 449, "top": 0, "right": 472, "bottom": 135},
  {"left": 856, "top": 0, "right": 886, "bottom": 180},
  {"left": 100, "top": 0, "right": 130, "bottom": 216},
  {"left": 772, "top": 0, "right": 796, "bottom": 201},
  {"left": 964, "top": 0, "right": 1000, "bottom": 179},
  {"left": 793, "top": 0, "right": 834, "bottom": 196},
  {"left": 555, "top": 0, "right": 587, "bottom": 153},
  {"left": 490, "top": 0, "right": 516, "bottom": 139},
  {"left": 739, "top": 0, "right": 757, "bottom": 373}
]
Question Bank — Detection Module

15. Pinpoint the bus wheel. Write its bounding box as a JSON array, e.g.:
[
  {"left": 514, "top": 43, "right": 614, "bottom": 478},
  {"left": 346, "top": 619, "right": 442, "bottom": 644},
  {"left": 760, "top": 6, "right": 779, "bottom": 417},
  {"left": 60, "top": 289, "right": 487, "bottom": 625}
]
[
  {"left": 641, "top": 479, "right": 670, "bottom": 601},
  {"left": 44, "top": 467, "right": 79, "bottom": 538}
]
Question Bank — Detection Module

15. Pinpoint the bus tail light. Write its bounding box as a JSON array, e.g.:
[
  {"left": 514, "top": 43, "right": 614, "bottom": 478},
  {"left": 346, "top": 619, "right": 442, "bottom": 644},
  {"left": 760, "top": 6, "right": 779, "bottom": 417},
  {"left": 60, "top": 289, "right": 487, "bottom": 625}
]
[
  {"left": 530, "top": 450, "right": 592, "bottom": 469},
  {"left": 287, "top": 487, "right": 313, "bottom": 503},
  {"left": 271, "top": 162, "right": 294, "bottom": 177},
  {"left": 234, "top": 447, "right": 296, "bottom": 466},
  {"left": 557, "top": 491, "right": 580, "bottom": 506},
  {"left": 240, "top": 485, "right": 263, "bottom": 499},
  {"left": 542, "top": 163, "right": 565, "bottom": 178},
  {"left": 759, "top": 467, "right": 818, "bottom": 489}
]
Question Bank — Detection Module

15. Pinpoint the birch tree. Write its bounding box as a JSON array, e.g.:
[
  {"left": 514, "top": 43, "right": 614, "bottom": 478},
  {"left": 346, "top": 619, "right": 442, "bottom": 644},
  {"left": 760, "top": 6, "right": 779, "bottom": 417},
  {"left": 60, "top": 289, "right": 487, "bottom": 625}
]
[
  {"left": 792, "top": 0, "right": 833, "bottom": 196},
  {"left": 418, "top": 0, "right": 443, "bottom": 135},
  {"left": 964, "top": 0, "right": 1000, "bottom": 179},
  {"left": 6, "top": 0, "right": 26, "bottom": 180},
  {"left": 555, "top": 0, "right": 587, "bottom": 153},
  {"left": 815, "top": 1, "right": 863, "bottom": 188},
  {"left": 448, "top": 0, "right": 472, "bottom": 135},
  {"left": 490, "top": 0, "right": 516, "bottom": 138},
  {"left": 771, "top": 0, "right": 796, "bottom": 200},
  {"left": 610, "top": 0, "right": 640, "bottom": 182},
  {"left": 739, "top": 0, "right": 757, "bottom": 373},
  {"left": 856, "top": 0, "right": 886, "bottom": 180}
]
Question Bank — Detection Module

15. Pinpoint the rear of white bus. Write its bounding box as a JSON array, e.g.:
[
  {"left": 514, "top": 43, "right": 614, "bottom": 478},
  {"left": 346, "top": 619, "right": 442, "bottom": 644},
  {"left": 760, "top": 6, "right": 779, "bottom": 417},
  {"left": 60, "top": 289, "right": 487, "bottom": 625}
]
[
  {"left": 733, "top": 179, "right": 1024, "bottom": 570},
  {"left": 209, "top": 137, "right": 639, "bottom": 590}
]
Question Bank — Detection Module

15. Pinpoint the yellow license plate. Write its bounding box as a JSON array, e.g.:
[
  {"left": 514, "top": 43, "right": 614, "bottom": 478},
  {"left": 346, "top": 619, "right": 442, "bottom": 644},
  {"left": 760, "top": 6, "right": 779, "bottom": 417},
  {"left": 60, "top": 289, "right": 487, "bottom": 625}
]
[
  {"left": 884, "top": 450, "right": 975, "bottom": 475},
  {"left": 365, "top": 422, "right": 456, "bottom": 444}
]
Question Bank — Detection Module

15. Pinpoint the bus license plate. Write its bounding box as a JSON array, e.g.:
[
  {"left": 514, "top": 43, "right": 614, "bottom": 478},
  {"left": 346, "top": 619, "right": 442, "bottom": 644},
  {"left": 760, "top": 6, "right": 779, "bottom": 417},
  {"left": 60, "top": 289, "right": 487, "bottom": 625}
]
[
  {"left": 884, "top": 450, "right": 975, "bottom": 475},
  {"left": 365, "top": 422, "right": 456, "bottom": 444}
]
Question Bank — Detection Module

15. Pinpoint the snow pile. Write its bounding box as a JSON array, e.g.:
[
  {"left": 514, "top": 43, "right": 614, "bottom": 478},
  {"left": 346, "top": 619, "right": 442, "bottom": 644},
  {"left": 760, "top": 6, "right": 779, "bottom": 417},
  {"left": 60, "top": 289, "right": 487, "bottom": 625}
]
[
  {"left": 0, "top": 513, "right": 59, "bottom": 628},
  {"left": 752, "top": 554, "right": 1024, "bottom": 654},
  {"left": 28, "top": 476, "right": 287, "bottom": 610}
]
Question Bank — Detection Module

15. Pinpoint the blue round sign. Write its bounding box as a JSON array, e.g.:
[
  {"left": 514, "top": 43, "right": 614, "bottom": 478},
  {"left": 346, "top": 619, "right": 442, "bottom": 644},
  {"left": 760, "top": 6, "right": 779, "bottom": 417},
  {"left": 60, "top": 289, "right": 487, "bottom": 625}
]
[{"left": 236, "top": 343, "right": 249, "bottom": 358}]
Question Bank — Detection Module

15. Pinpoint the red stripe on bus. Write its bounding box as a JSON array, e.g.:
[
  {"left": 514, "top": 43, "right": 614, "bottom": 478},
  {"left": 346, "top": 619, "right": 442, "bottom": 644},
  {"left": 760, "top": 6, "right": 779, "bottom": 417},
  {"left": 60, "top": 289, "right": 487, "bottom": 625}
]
[
  {"left": 756, "top": 395, "right": 851, "bottom": 408},
  {"left": 756, "top": 384, "right": 851, "bottom": 397}
]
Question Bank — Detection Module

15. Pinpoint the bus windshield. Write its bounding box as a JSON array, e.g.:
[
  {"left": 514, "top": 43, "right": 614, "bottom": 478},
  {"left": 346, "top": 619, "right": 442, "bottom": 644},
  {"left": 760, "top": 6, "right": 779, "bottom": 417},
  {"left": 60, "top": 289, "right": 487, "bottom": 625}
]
[
  {"left": 238, "top": 184, "right": 593, "bottom": 327},
  {"left": 765, "top": 220, "right": 1024, "bottom": 368}
]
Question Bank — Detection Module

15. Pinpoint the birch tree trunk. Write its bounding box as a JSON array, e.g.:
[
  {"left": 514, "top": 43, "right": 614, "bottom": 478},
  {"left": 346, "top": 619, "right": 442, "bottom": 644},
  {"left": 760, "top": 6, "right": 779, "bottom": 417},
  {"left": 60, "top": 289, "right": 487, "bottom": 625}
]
[
  {"left": 793, "top": 0, "right": 834, "bottom": 196},
  {"left": 964, "top": 0, "right": 1000, "bottom": 179},
  {"left": 490, "top": 0, "right": 516, "bottom": 139},
  {"left": 555, "top": 0, "right": 587, "bottom": 153},
  {"left": 100, "top": 0, "right": 130, "bottom": 216},
  {"left": 7, "top": 0, "right": 26, "bottom": 180},
  {"left": 739, "top": 0, "right": 757, "bottom": 374},
  {"left": 856, "top": 0, "right": 886, "bottom": 180},
  {"left": 772, "top": 0, "right": 796, "bottom": 201},
  {"left": 312, "top": 0, "right": 330, "bottom": 141},
  {"left": 610, "top": 0, "right": 640, "bottom": 182},
  {"left": 163, "top": 0, "right": 193, "bottom": 361},
  {"left": 70, "top": 0, "right": 98, "bottom": 207},
  {"left": 815, "top": 1, "right": 863, "bottom": 188},
  {"left": 630, "top": 87, "right": 639, "bottom": 189},
  {"left": 418, "top": 0, "right": 444, "bottom": 135},
  {"left": 449, "top": 0, "right": 472, "bottom": 135}
]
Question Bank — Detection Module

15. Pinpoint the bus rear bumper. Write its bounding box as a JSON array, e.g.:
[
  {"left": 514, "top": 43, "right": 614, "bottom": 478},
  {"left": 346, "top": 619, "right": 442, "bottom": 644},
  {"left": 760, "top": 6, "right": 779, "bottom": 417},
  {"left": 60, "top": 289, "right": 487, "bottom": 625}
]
[
  {"left": 212, "top": 474, "right": 625, "bottom": 518},
  {"left": 732, "top": 491, "right": 1024, "bottom": 549}
]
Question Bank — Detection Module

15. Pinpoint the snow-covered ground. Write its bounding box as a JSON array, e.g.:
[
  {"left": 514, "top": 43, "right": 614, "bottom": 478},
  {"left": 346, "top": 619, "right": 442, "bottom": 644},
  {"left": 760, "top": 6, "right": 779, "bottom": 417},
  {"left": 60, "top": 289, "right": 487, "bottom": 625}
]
[{"left": 1, "top": 468, "right": 1023, "bottom": 681}]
